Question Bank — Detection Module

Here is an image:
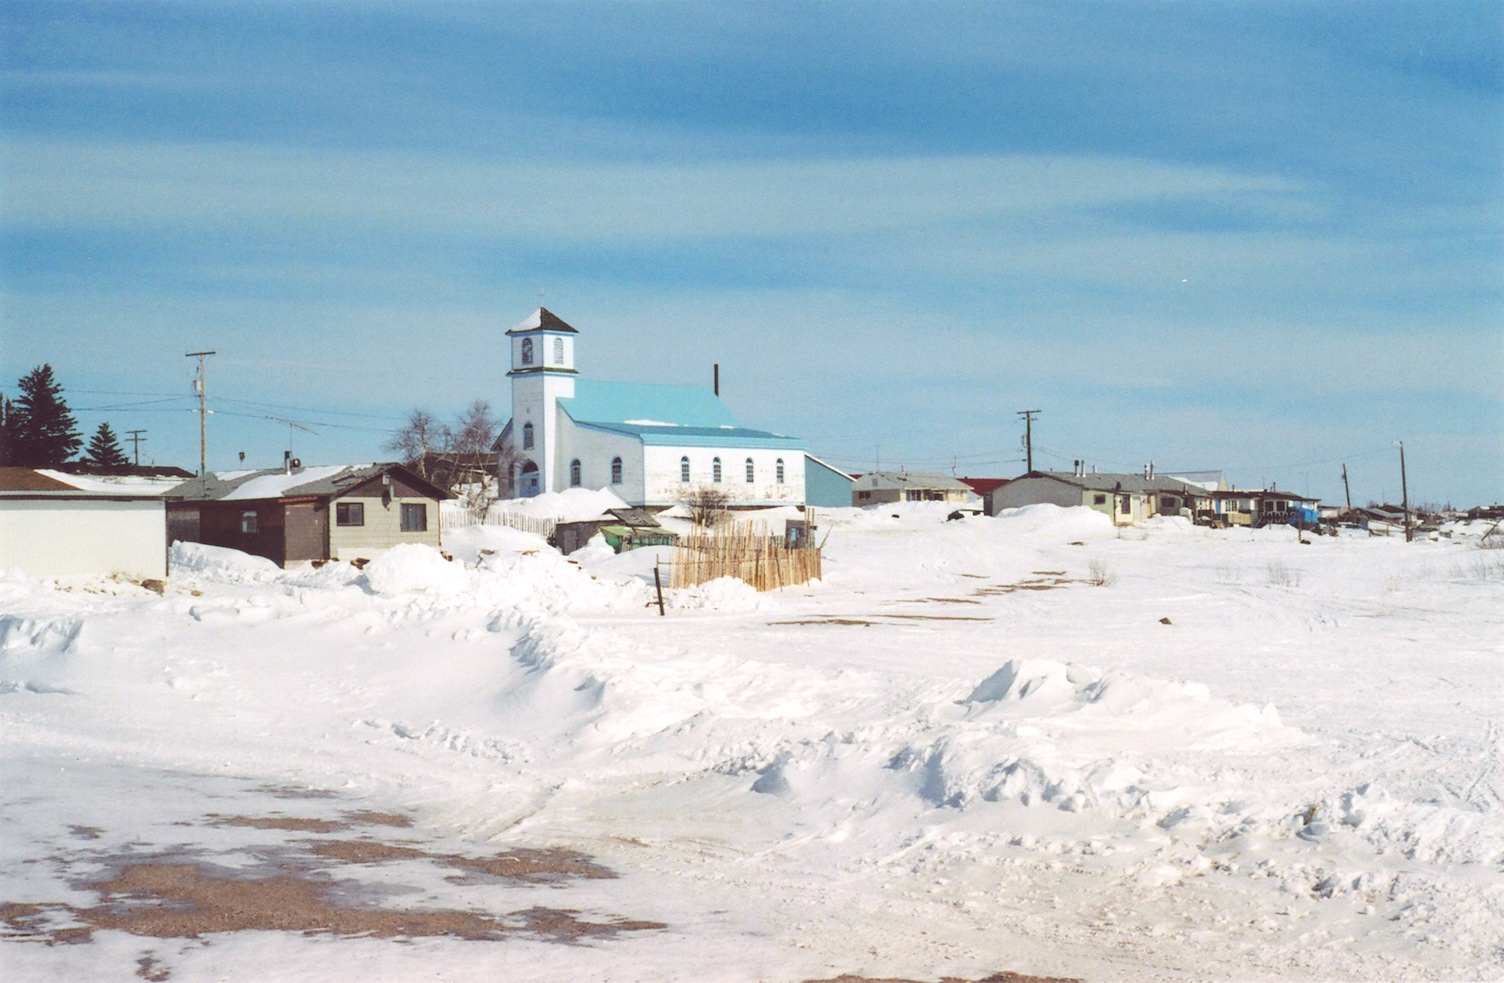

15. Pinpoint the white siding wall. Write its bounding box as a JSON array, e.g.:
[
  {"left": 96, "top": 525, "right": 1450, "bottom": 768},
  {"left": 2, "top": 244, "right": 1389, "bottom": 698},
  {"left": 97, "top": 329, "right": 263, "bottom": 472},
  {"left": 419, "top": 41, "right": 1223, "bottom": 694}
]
[
  {"left": 987, "top": 477, "right": 1081, "bottom": 515},
  {"left": 329, "top": 495, "right": 442, "bottom": 561},
  {"left": 555, "top": 422, "right": 643, "bottom": 500},
  {"left": 0, "top": 498, "right": 166, "bottom": 579},
  {"left": 511, "top": 332, "right": 574, "bottom": 371},
  {"left": 510, "top": 371, "right": 576, "bottom": 494},
  {"left": 642, "top": 445, "right": 805, "bottom": 506}
]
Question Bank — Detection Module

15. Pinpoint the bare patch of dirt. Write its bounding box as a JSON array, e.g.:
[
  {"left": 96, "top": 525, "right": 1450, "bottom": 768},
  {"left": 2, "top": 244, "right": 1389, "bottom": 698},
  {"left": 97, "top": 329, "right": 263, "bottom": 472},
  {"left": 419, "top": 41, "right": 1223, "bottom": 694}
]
[
  {"left": 973, "top": 576, "right": 1078, "bottom": 596},
  {"left": 804, "top": 974, "right": 1082, "bottom": 983},
  {"left": 342, "top": 810, "right": 412, "bottom": 828},
  {"left": 207, "top": 814, "right": 347, "bottom": 833},
  {"left": 1, "top": 803, "right": 665, "bottom": 951},
  {"left": 64, "top": 858, "right": 658, "bottom": 942},
  {"left": 770, "top": 618, "right": 877, "bottom": 627},
  {"left": 879, "top": 614, "right": 993, "bottom": 622},
  {"left": 446, "top": 848, "right": 617, "bottom": 883},
  {"left": 891, "top": 597, "right": 984, "bottom": 605}
]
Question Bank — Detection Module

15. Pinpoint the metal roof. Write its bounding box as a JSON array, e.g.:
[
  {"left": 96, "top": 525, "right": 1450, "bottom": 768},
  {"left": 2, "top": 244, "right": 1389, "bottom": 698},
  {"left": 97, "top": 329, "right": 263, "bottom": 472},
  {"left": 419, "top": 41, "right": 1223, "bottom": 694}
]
[
  {"left": 573, "top": 420, "right": 805, "bottom": 449},
  {"left": 854, "top": 470, "right": 974, "bottom": 491},
  {"left": 560, "top": 379, "right": 740, "bottom": 429},
  {"left": 1027, "top": 471, "right": 1209, "bottom": 495}
]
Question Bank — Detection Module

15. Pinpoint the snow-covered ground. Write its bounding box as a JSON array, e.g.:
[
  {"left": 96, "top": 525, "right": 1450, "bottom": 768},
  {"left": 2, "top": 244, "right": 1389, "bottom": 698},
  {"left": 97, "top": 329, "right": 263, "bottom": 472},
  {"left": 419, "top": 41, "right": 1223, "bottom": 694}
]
[{"left": 2, "top": 502, "right": 1501, "bottom": 981}]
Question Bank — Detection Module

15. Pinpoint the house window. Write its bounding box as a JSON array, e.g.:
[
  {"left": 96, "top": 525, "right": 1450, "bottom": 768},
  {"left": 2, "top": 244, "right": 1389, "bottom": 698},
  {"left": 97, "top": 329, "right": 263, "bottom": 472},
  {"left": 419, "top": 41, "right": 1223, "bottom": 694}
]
[
  {"left": 745, "top": 458, "right": 755, "bottom": 483},
  {"left": 522, "top": 422, "right": 534, "bottom": 450},
  {"left": 520, "top": 337, "right": 534, "bottom": 365},
  {"left": 1093, "top": 494, "right": 1107, "bottom": 506},
  {"left": 712, "top": 457, "right": 722, "bottom": 484},
  {"left": 776, "top": 458, "right": 785, "bottom": 484},
  {"left": 400, "top": 503, "right": 427, "bottom": 532},
  {"left": 336, "top": 502, "right": 364, "bottom": 526},
  {"left": 858, "top": 491, "right": 871, "bottom": 500},
  {"left": 553, "top": 337, "right": 565, "bottom": 363},
  {"left": 611, "top": 457, "right": 623, "bottom": 484},
  {"left": 680, "top": 457, "right": 691, "bottom": 483},
  {"left": 569, "top": 459, "right": 581, "bottom": 487},
  {"left": 239, "top": 510, "right": 258, "bottom": 534}
]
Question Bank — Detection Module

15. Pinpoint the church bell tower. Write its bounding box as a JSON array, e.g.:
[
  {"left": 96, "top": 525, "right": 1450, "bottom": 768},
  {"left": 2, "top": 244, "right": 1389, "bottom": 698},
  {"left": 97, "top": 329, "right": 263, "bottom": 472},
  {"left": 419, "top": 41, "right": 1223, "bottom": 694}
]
[{"left": 507, "top": 307, "right": 578, "bottom": 496}]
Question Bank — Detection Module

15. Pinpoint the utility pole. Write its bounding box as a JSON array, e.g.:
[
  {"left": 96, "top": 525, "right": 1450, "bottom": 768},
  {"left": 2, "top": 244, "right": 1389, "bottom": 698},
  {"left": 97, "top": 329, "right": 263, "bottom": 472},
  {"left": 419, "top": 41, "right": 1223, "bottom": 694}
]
[
  {"left": 126, "top": 429, "right": 147, "bottom": 466},
  {"left": 1017, "top": 409, "right": 1040, "bottom": 473},
  {"left": 186, "top": 351, "right": 216, "bottom": 476},
  {"left": 1396, "top": 440, "right": 1411, "bottom": 543},
  {"left": 1341, "top": 463, "right": 1352, "bottom": 513}
]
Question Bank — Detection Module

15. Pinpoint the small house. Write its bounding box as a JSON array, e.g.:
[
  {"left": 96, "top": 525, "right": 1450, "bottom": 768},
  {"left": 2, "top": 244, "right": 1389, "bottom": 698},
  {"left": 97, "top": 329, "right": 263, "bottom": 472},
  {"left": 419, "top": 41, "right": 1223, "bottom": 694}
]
[
  {"left": 166, "top": 463, "right": 451, "bottom": 568},
  {"left": 986, "top": 469, "right": 1210, "bottom": 526},
  {"left": 851, "top": 471, "right": 976, "bottom": 506},
  {"left": 0, "top": 467, "right": 170, "bottom": 580},
  {"left": 1204, "top": 489, "right": 1322, "bottom": 528}
]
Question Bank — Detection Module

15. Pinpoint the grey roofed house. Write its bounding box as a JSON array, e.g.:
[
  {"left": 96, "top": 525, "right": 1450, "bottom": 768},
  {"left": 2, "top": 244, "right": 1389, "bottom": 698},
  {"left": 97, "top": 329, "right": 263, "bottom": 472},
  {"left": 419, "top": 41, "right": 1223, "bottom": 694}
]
[
  {"left": 166, "top": 462, "right": 451, "bottom": 568},
  {"left": 851, "top": 470, "right": 977, "bottom": 506},
  {"left": 985, "top": 469, "right": 1211, "bottom": 526}
]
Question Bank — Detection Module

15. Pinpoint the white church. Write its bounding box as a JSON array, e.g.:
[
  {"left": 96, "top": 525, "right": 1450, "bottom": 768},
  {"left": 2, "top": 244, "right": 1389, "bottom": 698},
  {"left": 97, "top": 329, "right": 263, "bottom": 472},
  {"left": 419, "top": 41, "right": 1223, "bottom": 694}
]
[{"left": 498, "top": 308, "right": 807, "bottom": 508}]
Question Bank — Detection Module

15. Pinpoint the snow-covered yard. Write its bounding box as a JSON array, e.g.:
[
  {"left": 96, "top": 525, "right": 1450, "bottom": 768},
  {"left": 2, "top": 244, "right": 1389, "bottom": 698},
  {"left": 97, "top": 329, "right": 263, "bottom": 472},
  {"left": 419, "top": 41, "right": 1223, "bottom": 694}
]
[{"left": 2, "top": 502, "right": 1501, "bottom": 981}]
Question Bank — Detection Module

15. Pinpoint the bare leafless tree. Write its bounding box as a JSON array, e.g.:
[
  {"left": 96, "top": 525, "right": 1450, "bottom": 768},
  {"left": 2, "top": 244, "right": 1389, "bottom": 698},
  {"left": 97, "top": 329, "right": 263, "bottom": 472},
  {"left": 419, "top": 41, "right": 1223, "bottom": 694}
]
[
  {"left": 387, "top": 408, "right": 444, "bottom": 479},
  {"left": 678, "top": 484, "right": 733, "bottom": 529}
]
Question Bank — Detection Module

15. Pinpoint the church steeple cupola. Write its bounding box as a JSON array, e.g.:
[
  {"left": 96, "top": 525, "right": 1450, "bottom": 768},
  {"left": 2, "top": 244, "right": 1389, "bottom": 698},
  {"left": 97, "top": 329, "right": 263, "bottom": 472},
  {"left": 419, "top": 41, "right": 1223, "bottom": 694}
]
[{"left": 507, "top": 307, "right": 579, "bottom": 376}]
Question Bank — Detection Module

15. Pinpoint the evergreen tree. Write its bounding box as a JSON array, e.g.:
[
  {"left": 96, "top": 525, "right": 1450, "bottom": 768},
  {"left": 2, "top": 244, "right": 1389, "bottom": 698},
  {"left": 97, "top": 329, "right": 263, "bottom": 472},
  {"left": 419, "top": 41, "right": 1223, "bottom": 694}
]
[
  {"left": 10, "top": 364, "right": 81, "bottom": 466},
  {"left": 85, "top": 421, "right": 130, "bottom": 468},
  {"left": 0, "top": 397, "right": 13, "bottom": 466}
]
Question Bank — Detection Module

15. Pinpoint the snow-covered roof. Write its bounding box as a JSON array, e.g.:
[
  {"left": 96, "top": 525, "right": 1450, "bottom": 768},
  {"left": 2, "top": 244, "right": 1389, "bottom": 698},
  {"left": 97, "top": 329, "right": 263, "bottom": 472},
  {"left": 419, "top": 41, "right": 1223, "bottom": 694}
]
[
  {"left": 168, "top": 463, "right": 450, "bottom": 503},
  {"left": 505, "top": 307, "right": 579, "bottom": 336}
]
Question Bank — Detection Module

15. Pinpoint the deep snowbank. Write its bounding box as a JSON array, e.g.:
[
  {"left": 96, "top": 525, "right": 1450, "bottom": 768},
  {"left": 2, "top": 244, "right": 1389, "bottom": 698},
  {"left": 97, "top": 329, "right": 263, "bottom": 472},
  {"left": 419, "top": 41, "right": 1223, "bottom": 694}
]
[{"left": 3, "top": 506, "right": 1501, "bottom": 982}]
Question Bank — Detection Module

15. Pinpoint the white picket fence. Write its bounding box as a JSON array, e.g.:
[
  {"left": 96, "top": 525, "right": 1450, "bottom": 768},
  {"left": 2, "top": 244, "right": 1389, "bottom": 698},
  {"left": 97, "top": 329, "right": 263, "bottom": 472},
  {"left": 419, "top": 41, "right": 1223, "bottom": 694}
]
[{"left": 440, "top": 505, "right": 557, "bottom": 540}]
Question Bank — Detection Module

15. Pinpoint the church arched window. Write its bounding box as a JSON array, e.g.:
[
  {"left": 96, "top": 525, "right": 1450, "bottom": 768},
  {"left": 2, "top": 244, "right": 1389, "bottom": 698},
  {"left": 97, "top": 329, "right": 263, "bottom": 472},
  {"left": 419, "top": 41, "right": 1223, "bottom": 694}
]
[
  {"left": 520, "top": 337, "right": 534, "bottom": 365},
  {"left": 680, "top": 457, "right": 690, "bottom": 483},
  {"left": 553, "top": 337, "right": 565, "bottom": 363},
  {"left": 712, "top": 458, "right": 722, "bottom": 484},
  {"left": 522, "top": 422, "right": 534, "bottom": 450},
  {"left": 569, "top": 459, "right": 582, "bottom": 487},
  {"left": 776, "top": 458, "right": 785, "bottom": 484},
  {"left": 745, "top": 458, "right": 755, "bottom": 483},
  {"left": 611, "top": 457, "right": 623, "bottom": 484}
]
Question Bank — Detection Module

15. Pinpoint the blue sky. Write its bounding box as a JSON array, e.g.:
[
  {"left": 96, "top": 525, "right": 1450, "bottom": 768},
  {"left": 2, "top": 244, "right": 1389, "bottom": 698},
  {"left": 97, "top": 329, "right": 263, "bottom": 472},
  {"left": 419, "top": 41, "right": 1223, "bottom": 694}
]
[{"left": 2, "top": 1, "right": 1500, "bottom": 506}]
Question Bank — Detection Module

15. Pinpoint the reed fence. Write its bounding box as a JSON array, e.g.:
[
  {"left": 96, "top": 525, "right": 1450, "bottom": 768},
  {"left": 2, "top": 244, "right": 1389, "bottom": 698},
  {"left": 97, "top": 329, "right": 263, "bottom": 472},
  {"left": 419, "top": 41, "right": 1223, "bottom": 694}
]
[{"left": 669, "top": 522, "right": 821, "bottom": 592}]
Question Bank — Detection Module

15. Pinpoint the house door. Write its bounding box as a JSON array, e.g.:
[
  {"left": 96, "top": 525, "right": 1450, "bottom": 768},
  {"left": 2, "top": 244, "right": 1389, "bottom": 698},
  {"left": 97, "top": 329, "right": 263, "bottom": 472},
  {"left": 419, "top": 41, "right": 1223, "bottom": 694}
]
[{"left": 519, "top": 461, "right": 540, "bottom": 498}]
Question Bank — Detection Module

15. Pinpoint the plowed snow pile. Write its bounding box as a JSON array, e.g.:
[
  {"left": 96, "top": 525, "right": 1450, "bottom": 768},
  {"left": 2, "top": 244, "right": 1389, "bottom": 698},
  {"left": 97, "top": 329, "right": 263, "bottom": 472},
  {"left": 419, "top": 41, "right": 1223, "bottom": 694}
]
[{"left": 2, "top": 504, "right": 1501, "bottom": 982}]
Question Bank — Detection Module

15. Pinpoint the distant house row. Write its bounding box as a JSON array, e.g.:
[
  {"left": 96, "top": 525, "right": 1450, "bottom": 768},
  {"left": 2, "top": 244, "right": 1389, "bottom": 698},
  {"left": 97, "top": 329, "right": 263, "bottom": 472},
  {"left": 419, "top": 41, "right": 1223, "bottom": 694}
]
[
  {"left": 986, "top": 467, "right": 1318, "bottom": 527},
  {"left": 1, "top": 463, "right": 449, "bottom": 579}
]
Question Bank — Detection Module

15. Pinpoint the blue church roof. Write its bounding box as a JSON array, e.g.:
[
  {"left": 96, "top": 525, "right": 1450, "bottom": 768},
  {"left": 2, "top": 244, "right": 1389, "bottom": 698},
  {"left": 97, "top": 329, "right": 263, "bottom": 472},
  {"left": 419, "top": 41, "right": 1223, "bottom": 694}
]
[
  {"left": 561, "top": 380, "right": 739, "bottom": 429},
  {"left": 560, "top": 380, "right": 804, "bottom": 449}
]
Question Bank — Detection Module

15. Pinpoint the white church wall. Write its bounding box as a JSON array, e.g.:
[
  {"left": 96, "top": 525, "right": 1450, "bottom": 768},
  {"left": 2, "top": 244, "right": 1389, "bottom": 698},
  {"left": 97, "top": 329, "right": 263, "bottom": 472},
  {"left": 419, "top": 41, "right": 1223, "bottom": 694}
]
[
  {"left": 557, "top": 422, "right": 643, "bottom": 501},
  {"left": 642, "top": 445, "right": 805, "bottom": 507}
]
